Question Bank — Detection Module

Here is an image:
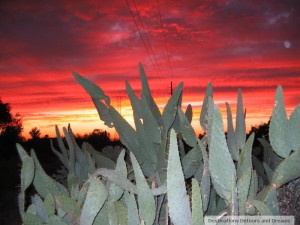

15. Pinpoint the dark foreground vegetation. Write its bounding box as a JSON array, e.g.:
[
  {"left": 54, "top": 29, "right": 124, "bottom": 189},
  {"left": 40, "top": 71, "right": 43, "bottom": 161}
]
[
  {"left": 1, "top": 123, "right": 299, "bottom": 224},
  {"left": 0, "top": 130, "right": 122, "bottom": 225},
  {"left": 1, "top": 91, "right": 299, "bottom": 224},
  {"left": 0, "top": 99, "right": 122, "bottom": 225}
]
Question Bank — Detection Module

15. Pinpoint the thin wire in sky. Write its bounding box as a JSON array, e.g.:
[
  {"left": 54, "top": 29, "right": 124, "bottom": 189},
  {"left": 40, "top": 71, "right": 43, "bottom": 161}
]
[
  {"left": 131, "top": 0, "right": 162, "bottom": 75},
  {"left": 126, "top": 0, "right": 170, "bottom": 89},
  {"left": 125, "top": 0, "right": 159, "bottom": 76},
  {"left": 156, "top": 0, "right": 174, "bottom": 80}
]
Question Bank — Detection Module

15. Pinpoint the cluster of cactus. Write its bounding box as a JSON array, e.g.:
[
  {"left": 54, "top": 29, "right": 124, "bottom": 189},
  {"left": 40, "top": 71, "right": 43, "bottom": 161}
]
[{"left": 17, "top": 64, "right": 300, "bottom": 225}]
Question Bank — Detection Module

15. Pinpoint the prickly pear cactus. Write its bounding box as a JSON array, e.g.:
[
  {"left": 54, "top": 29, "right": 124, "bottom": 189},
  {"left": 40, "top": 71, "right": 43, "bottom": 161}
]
[{"left": 17, "top": 64, "right": 300, "bottom": 225}]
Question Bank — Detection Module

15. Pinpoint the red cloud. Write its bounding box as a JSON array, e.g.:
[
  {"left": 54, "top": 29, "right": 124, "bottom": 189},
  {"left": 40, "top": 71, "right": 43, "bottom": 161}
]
[{"left": 0, "top": 0, "right": 299, "bottom": 138}]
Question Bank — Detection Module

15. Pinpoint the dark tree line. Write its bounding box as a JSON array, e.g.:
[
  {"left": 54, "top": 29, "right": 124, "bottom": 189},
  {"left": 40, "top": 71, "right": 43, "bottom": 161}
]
[
  {"left": 1, "top": 99, "right": 270, "bottom": 160},
  {"left": 0, "top": 99, "right": 115, "bottom": 160},
  {"left": 0, "top": 100, "right": 23, "bottom": 158}
]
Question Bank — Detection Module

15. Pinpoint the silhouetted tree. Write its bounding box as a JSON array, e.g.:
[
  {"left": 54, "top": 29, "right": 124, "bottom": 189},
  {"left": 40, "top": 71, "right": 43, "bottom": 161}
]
[
  {"left": 75, "top": 129, "right": 111, "bottom": 150},
  {"left": 247, "top": 120, "right": 270, "bottom": 159},
  {"left": 29, "top": 127, "right": 41, "bottom": 140},
  {"left": 249, "top": 120, "right": 270, "bottom": 147},
  {"left": 0, "top": 99, "right": 23, "bottom": 157}
]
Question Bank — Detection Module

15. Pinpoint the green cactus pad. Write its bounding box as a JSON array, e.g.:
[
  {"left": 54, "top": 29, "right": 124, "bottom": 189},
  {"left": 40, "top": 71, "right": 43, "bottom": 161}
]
[
  {"left": 208, "top": 102, "right": 236, "bottom": 202},
  {"left": 226, "top": 102, "right": 239, "bottom": 161},
  {"left": 84, "top": 142, "right": 115, "bottom": 169},
  {"left": 140, "top": 93, "right": 161, "bottom": 144},
  {"left": 115, "top": 201, "right": 128, "bottom": 225},
  {"left": 192, "top": 178, "right": 204, "bottom": 225},
  {"left": 16, "top": 143, "right": 35, "bottom": 216},
  {"left": 235, "top": 89, "right": 246, "bottom": 150},
  {"left": 167, "top": 129, "right": 192, "bottom": 225},
  {"left": 54, "top": 195, "right": 81, "bottom": 218},
  {"left": 130, "top": 151, "right": 156, "bottom": 225},
  {"left": 162, "top": 82, "right": 183, "bottom": 131},
  {"left": 31, "top": 150, "right": 68, "bottom": 198},
  {"left": 196, "top": 138, "right": 210, "bottom": 213},
  {"left": 108, "top": 150, "right": 126, "bottom": 202},
  {"left": 237, "top": 167, "right": 251, "bottom": 215},
  {"left": 70, "top": 184, "right": 80, "bottom": 201},
  {"left": 22, "top": 212, "right": 43, "bottom": 225},
  {"left": 185, "top": 104, "right": 193, "bottom": 124},
  {"left": 133, "top": 98, "right": 158, "bottom": 166},
  {"left": 271, "top": 149, "right": 300, "bottom": 188},
  {"left": 44, "top": 193, "right": 55, "bottom": 217},
  {"left": 21, "top": 155, "right": 34, "bottom": 191},
  {"left": 16, "top": 143, "right": 30, "bottom": 161},
  {"left": 55, "top": 126, "right": 70, "bottom": 166},
  {"left": 206, "top": 188, "right": 217, "bottom": 214},
  {"left": 139, "top": 63, "right": 162, "bottom": 126},
  {"left": 77, "top": 180, "right": 90, "bottom": 206},
  {"left": 249, "top": 170, "right": 258, "bottom": 198},
  {"left": 237, "top": 133, "right": 254, "bottom": 178},
  {"left": 67, "top": 173, "right": 78, "bottom": 192},
  {"left": 48, "top": 215, "right": 68, "bottom": 225},
  {"left": 182, "top": 144, "right": 202, "bottom": 178},
  {"left": 288, "top": 104, "right": 300, "bottom": 151},
  {"left": 93, "top": 202, "right": 109, "bottom": 225},
  {"left": 96, "top": 168, "right": 137, "bottom": 193},
  {"left": 80, "top": 177, "right": 108, "bottom": 225},
  {"left": 93, "top": 99, "right": 114, "bottom": 128},
  {"left": 125, "top": 191, "right": 140, "bottom": 225},
  {"left": 126, "top": 80, "right": 142, "bottom": 117},
  {"left": 108, "top": 106, "right": 141, "bottom": 159},
  {"left": 73, "top": 71, "right": 110, "bottom": 104},
  {"left": 269, "top": 86, "right": 290, "bottom": 158},
  {"left": 32, "top": 194, "right": 49, "bottom": 223},
  {"left": 200, "top": 82, "right": 213, "bottom": 132},
  {"left": 26, "top": 204, "right": 37, "bottom": 215},
  {"left": 248, "top": 199, "right": 272, "bottom": 215},
  {"left": 178, "top": 107, "right": 197, "bottom": 147},
  {"left": 107, "top": 201, "right": 119, "bottom": 225},
  {"left": 259, "top": 138, "right": 282, "bottom": 171},
  {"left": 256, "top": 185, "right": 279, "bottom": 215},
  {"left": 263, "top": 162, "right": 274, "bottom": 183}
]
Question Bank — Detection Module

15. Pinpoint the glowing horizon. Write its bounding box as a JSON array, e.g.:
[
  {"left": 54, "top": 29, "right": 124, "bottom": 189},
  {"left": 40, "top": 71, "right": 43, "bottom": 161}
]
[{"left": 0, "top": 0, "right": 299, "bottom": 139}]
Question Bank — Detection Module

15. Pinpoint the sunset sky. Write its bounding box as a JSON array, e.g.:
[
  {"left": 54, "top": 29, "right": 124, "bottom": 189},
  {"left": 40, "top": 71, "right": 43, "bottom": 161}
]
[{"left": 0, "top": 0, "right": 299, "bottom": 139}]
